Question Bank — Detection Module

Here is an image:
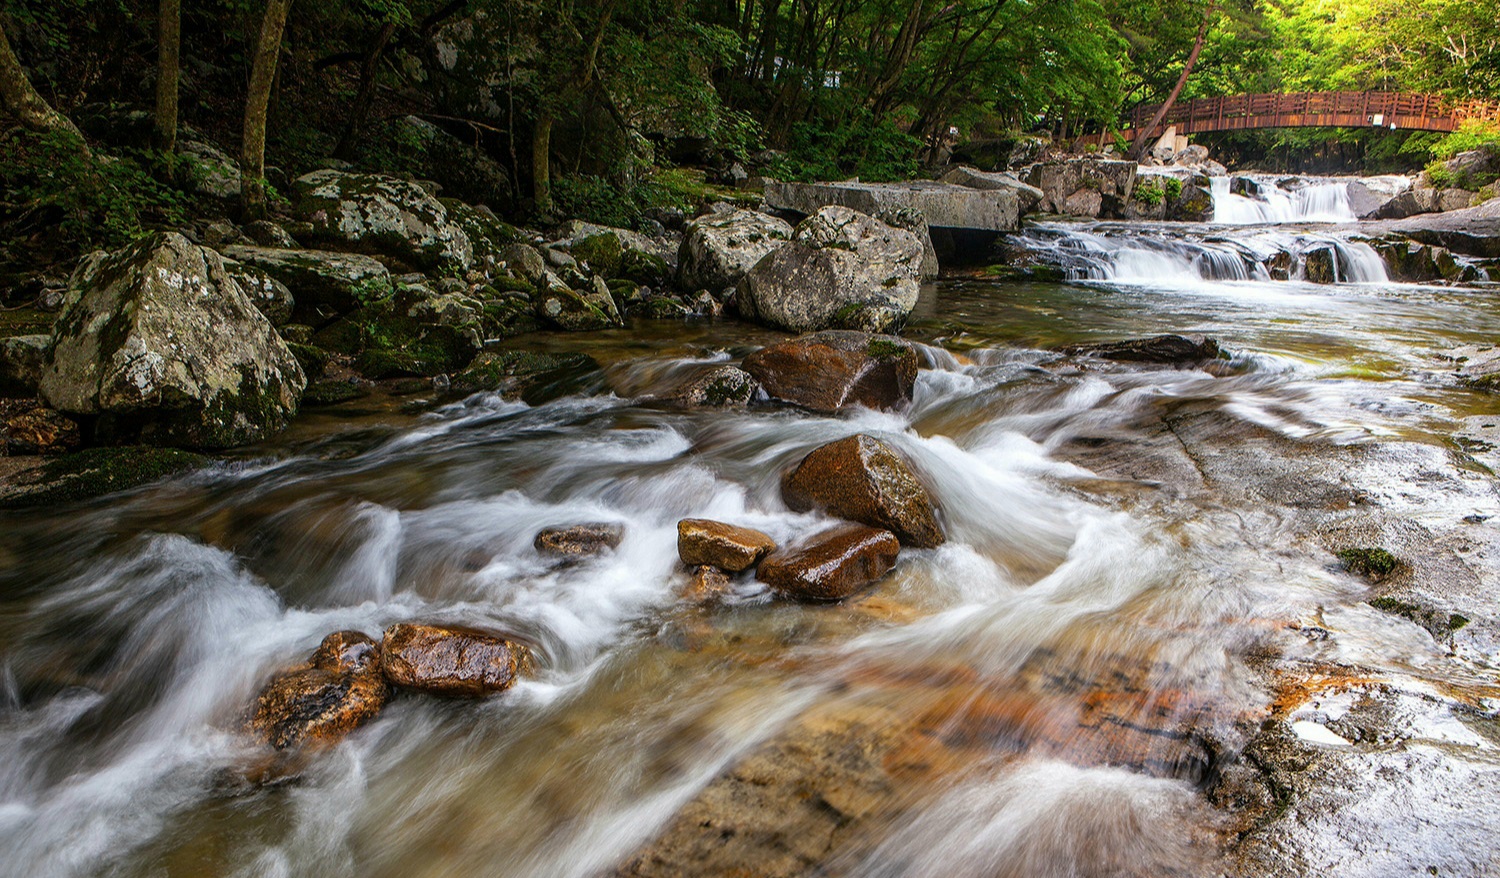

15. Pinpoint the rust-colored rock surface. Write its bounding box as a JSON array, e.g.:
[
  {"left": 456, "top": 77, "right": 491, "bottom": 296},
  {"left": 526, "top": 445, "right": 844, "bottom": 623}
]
[
  {"left": 757, "top": 524, "right": 900, "bottom": 601},
  {"left": 534, "top": 523, "right": 624, "bottom": 557},
  {"left": 742, "top": 331, "right": 918, "bottom": 413},
  {"left": 379, "top": 622, "right": 529, "bottom": 698},
  {"left": 677, "top": 518, "right": 776, "bottom": 572},
  {"left": 782, "top": 434, "right": 944, "bottom": 548},
  {"left": 247, "top": 631, "right": 390, "bottom": 750},
  {"left": 682, "top": 565, "right": 733, "bottom": 601}
]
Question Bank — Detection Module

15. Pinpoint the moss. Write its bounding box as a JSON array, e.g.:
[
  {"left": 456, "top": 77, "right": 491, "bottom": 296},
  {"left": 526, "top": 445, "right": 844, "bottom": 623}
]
[
  {"left": 287, "top": 342, "right": 329, "bottom": 380},
  {"left": 632, "top": 297, "right": 693, "bottom": 320},
  {"left": 1134, "top": 179, "right": 1166, "bottom": 206},
  {"left": 488, "top": 276, "right": 535, "bottom": 296},
  {"left": 1, "top": 446, "right": 209, "bottom": 508},
  {"left": 1164, "top": 178, "right": 1184, "bottom": 201},
  {"left": 569, "top": 233, "right": 624, "bottom": 278},
  {"left": 866, "top": 338, "right": 906, "bottom": 360},
  {"left": 451, "top": 350, "right": 599, "bottom": 397},
  {"left": 301, "top": 379, "right": 367, "bottom": 406},
  {"left": 1449, "top": 613, "right": 1471, "bottom": 632},
  {"left": 1368, "top": 596, "right": 1473, "bottom": 639},
  {"left": 1337, "top": 547, "right": 1399, "bottom": 577},
  {"left": 618, "top": 249, "right": 670, "bottom": 286}
]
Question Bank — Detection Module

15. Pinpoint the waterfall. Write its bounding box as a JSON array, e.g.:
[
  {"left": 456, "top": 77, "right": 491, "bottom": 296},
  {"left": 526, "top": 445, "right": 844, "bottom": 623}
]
[{"left": 1210, "top": 177, "right": 1357, "bottom": 225}]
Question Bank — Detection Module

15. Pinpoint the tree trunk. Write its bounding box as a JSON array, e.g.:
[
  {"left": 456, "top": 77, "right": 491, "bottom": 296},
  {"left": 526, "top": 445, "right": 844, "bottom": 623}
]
[
  {"left": 0, "top": 18, "right": 89, "bottom": 151},
  {"left": 1127, "top": 0, "right": 1215, "bottom": 162},
  {"left": 154, "top": 0, "right": 181, "bottom": 151},
  {"left": 332, "top": 19, "right": 398, "bottom": 161},
  {"left": 532, "top": 114, "right": 553, "bottom": 211},
  {"left": 242, "top": 0, "right": 294, "bottom": 221}
]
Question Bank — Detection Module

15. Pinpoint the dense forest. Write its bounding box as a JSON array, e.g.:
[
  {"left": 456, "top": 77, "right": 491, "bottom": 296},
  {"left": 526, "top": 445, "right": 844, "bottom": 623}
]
[{"left": 0, "top": 0, "right": 1497, "bottom": 269}]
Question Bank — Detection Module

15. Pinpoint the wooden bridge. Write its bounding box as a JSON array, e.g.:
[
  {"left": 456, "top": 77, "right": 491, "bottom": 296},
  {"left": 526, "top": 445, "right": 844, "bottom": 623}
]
[{"left": 1100, "top": 91, "right": 1500, "bottom": 144}]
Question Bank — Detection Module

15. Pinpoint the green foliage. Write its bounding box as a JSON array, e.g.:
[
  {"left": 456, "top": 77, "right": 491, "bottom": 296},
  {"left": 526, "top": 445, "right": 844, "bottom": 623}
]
[
  {"left": 0, "top": 130, "right": 191, "bottom": 249},
  {"left": 1164, "top": 177, "right": 1183, "bottom": 200},
  {"left": 1134, "top": 179, "right": 1166, "bottom": 206},
  {"left": 766, "top": 111, "right": 922, "bottom": 183},
  {"left": 1337, "top": 547, "right": 1399, "bottom": 577},
  {"left": 1431, "top": 121, "right": 1500, "bottom": 161}
]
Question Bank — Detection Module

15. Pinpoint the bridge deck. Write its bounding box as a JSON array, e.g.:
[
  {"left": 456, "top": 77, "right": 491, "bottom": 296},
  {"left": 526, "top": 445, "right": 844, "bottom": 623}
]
[{"left": 1094, "top": 91, "right": 1500, "bottom": 145}]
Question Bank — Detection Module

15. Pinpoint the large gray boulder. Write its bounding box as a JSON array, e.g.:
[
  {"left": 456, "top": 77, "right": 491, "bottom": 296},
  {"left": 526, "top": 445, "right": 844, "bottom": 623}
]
[
  {"left": 738, "top": 207, "right": 924, "bottom": 334},
  {"left": 1024, "top": 158, "right": 1138, "bottom": 217},
  {"left": 221, "top": 258, "right": 294, "bottom": 326},
  {"left": 1375, "top": 198, "right": 1500, "bottom": 259},
  {"left": 178, "top": 141, "right": 242, "bottom": 200},
  {"left": 677, "top": 209, "right": 793, "bottom": 293},
  {"left": 219, "top": 245, "right": 393, "bottom": 318},
  {"left": 765, "top": 179, "right": 1021, "bottom": 232},
  {"left": 40, "top": 233, "right": 305, "bottom": 447},
  {"left": 292, "top": 170, "right": 473, "bottom": 272},
  {"left": 940, "top": 165, "right": 1045, "bottom": 213}
]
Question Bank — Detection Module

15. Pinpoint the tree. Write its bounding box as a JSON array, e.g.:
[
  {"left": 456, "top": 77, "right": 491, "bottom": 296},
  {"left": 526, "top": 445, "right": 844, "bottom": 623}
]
[
  {"left": 154, "top": 0, "right": 181, "bottom": 151},
  {"left": 242, "top": 0, "right": 295, "bottom": 221},
  {"left": 1127, "top": 0, "right": 1215, "bottom": 160},
  {"left": 0, "top": 14, "right": 88, "bottom": 152}
]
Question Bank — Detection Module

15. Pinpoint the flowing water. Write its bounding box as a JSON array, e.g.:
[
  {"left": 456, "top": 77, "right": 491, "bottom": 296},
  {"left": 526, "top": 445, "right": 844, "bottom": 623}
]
[{"left": 3, "top": 208, "right": 1499, "bottom": 877}]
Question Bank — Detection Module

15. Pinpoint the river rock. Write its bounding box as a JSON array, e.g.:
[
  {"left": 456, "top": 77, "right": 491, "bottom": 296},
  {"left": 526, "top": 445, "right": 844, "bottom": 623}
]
[
  {"left": 742, "top": 331, "right": 919, "bottom": 413},
  {"left": 682, "top": 565, "right": 732, "bottom": 600},
  {"left": 219, "top": 245, "right": 393, "bottom": 318},
  {"left": 671, "top": 365, "right": 761, "bottom": 407},
  {"left": 677, "top": 519, "right": 777, "bottom": 572},
  {"left": 676, "top": 209, "right": 793, "bottom": 293},
  {"left": 2, "top": 405, "right": 80, "bottom": 455},
  {"left": 0, "top": 334, "right": 48, "bottom": 396},
  {"left": 379, "top": 622, "right": 528, "bottom": 698},
  {"left": 1378, "top": 198, "right": 1500, "bottom": 259},
  {"left": 757, "top": 524, "right": 901, "bottom": 601},
  {"left": 738, "top": 207, "right": 924, "bottom": 334},
  {"left": 40, "top": 233, "right": 306, "bottom": 448},
  {"left": 940, "top": 166, "right": 1045, "bottom": 214},
  {"left": 1062, "top": 334, "right": 1223, "bottom": 366},
  {"left": 1025, "top": 158, "right": 1138, "bottom": 217},
  {"left": 534, "top": 523, "right": 624, "bottom": 557},
  {"left": 221, "top": 257, "right": 294, "bottom": 326},
  {"left": 292, "top": 169, "right": 473, "bottom": 273},
  {"left": 781, "top": 434, "right": 945, "bottom": 548},
  {"left": 248, "top": 631, "right": 390, "bottom": 750},
  {"left": 245, "top": 220, "right": 299, "bottom": 249},
  {"left": 533, "top": 272, "right": 622, "bottom": 331}
]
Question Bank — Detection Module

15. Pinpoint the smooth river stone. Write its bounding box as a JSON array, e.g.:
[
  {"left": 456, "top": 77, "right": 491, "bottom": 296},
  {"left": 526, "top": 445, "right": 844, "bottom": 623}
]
[
  {"left": 248, "top": 630, "right": 389, "bottom": 750},
  {"left": 742, "top": 331, "right": 918, "bottom": 413},
  {"left": 534, "top": 523, "right": 624, "bottom": 557},
  {"left": 758, "top": 524, "right": 901, "bottom": 601},
  {"left": 1061, "top": 334, "right": 1222, "bottom": 365},
  {"left": 782, "top": 434, "right": 945, "bottom": 548},
  {"left": 380, "top": 622, "right": 529, "bottom": 698},
  {"left": 677, "top": 518, "right": 777, "bottom": 572}
]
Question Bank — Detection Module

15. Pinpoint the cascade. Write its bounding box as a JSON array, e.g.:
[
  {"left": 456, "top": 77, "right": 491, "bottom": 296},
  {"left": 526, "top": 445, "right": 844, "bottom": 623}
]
[{"left": 1209, "top": 176, "right": 1358, "bottom": 224}]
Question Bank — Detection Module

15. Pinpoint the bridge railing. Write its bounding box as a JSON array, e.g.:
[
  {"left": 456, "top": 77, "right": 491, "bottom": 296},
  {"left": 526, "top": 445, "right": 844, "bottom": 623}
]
[{"left": 1128, "top": 91, "right": 1500, "bottom": 136}]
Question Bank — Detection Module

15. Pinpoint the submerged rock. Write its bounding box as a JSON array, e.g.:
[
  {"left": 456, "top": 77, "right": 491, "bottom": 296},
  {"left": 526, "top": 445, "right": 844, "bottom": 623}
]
[
  {"left": 534, "top": 523, "right": 624, "bottom": 557},
  {"left": 742, "top": 331, "right": 919, "bottom": 413},
  {"left": 1062, "top": 334, "right": 1223, "bottom": 366},
  {"left": 757, "top": 524, "right": 901, "bottom": 601},
  {"left": 677, "top": 519, "right": 776, "bottom": 572},
  {"left": 379, "top": 622, "right": 529, "bottom": 698},
  {"left": 40, "top": 233, "right": 305, "bottom": 448},
  {"left": 781, "top": 434, "right": 945, "bottom": 548},
  {"left": 682, "top": 565, "right": 733, "bottom": 601},
  {"left": 0, "top": 446, "right": 209, "bottom": 508},
  {"left": 248, "top": 631, "right": 389, "bottom": 750},
  {"left": 738, "top": 206, "right": 924, "bottom": 334},
  {"left": 676, "top": 208, "right": 793, "bottom": 293}
]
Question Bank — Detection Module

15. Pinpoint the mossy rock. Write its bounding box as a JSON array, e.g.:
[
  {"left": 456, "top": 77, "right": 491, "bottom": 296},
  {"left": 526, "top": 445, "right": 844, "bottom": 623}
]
[
  {"left": 488, "top": 276, "right": 536, "bottom": 297},
  {"left": 1337, "top": 547, "right": 1399, "bottom": 577},
  {"left": 287, "top": 342, "right": 330, "bottom": 381},
  {"left": 1368, "top": 596, "right": 1472, "bottom": 640},
  {"left": 451, "top": 350, "right": 603, "bottom": 402},
  {"left": 481, "top": 298, "right": 541, "bottom": 338},
  {"left": 619, "top": 249, "right": 671, "bottom": 286},
  {"left": 315, "top": 300, "right": 481, "bottom": 378},
  {"left": 302, "top": 379, "right": 370, "bottom": 406},
  {"left": 441, "top": 198, "right": 522, "bottom": 262},
  {"left": 630, "top": 296, "right": 694, "bottom": 320},
  {"left": 570, "top": 233, "right": 624, "bottom": 278},
  {"left": 0, "top": 446, "right": 210, "bottom": 508}
]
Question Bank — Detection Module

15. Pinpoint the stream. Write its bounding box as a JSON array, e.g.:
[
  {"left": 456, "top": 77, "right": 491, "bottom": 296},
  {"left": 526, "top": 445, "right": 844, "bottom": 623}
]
[{"left": 3, "top": 186, "right": 1500, "bottom": 877}]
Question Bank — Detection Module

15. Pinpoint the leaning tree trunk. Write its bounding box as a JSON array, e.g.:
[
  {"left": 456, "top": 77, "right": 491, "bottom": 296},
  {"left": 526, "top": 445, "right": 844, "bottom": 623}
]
[
  {"left": 532, "top": 114, "right": 553, "bottom": 211},
  {"left": 154, "top": 0, "right": 181, "bottom": 151},
  {"left": 1127, "top": 0, "right": 1216, "bottom": 162},
  {"left": 0, "top": 18, "right": 89, "bottom": 152},
  {"left": 242, "top": 0, "right": 294, "bottom": 221}
]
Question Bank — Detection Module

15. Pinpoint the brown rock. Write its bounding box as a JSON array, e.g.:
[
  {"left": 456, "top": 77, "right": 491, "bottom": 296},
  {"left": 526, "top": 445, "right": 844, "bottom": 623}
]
[
  {"left": 677, "top": 519, "right": 776, "bottom": 572},
  {"left": 682, "top": 565, "right": 733, "bottom": 601},
  {"left": 742, "top": 331, "right": 918, "bottom": 413},
  {"left": 758, "top": 524, "right": 900, "bottom": 601},
  {"left": 309, "top": 630, "right": 381, "bottom": 674},
  {"left": 1061, "top": 334, "right": 1223, "bottom": 365},
  {"left": 380, "top": 622, "right": 528, "bottom": 698},
  {"left": 247, "top": 658, "right": 388, "bottom": 750},
  {"left": 3, "top": 407, "right": 81, "bottom": 455},
  {"left": 534, "top": 523, "right": 624, "bottom": 557},
  {"left": 781, "top": 434, "right": 945, "bottom": 548},
  {"left": 672, "top": 365, "right": 761, "bottom": 407}
]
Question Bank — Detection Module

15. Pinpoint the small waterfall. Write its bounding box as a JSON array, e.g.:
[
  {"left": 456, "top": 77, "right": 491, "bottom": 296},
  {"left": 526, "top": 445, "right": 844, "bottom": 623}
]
[
  {"left": 1210, "top": 177, "right": 1357, "bottom": 225},
  {"left": 1004, "top": 223, "right": 1388, "bottom": 285}
]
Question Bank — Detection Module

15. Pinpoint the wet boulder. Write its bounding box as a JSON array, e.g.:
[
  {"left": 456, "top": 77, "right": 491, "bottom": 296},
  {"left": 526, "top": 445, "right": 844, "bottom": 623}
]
[
  {"left": 682, "top": 565, "right": 733, "bottom": 601},
  {"left": 248, "top": 631, "right": 389, "bottom": 750},
  {"left": 379, "top": 622, "right": 529, "bottom": 698},
  {"left": 677, "top": 519, "right": 777, "bottom": 572},
  {"left": 40, "top": 233, "right": 306, "bottom": 448},
  {"left": 676, "top": 208, "right": 793, "bottom": 293},
  {"left": 781, "top": 434, "right": 945, "bottom": 548},
  {"left": 671, "top": 365, "right": 761, "bottom": 408},
  {"left": 534, "top": 523, "right": 624, "bottom": 557},
  {"left": 292, "top": 169, "right": 473, "bottom": 273},
  {"left": 738, "top": 206, "right": 924, "bottom": 334},
  {"left": 1062, "top": 334, "right": 1223, "bottom": 366},
  {"left": 1025, "top": 158, "right": 1138, "bottom": 217},
  {"left": 0, "top": 334, "right": 48, "bottom": 396},
  {"left": 757, "top": 524, "right": 901, "bottom": 601},
  {"left": 1302, "top": 247, "right": 1337, "bottom": 284},
  {"left": 219, "top": 245, "right": 393, "bottom": 319},
  {"left": 742, "top": 331, "right": 919, "bottom": 413}
]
